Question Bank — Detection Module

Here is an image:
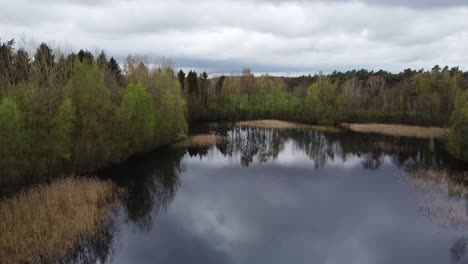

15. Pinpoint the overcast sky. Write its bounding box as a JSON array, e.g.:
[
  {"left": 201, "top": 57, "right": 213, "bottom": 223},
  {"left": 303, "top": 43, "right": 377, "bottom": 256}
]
[{"left": 1, "top": 0, "right": 467, "bottom": 75}]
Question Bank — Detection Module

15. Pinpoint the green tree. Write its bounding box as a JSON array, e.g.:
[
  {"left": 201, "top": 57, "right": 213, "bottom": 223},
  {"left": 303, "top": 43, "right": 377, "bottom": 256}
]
[
  {"left": 317, "top": 75, "right": 339, "bottom": 123},
  {"left": 49, "top": 97, "right": 76, "bottom": 174},
  {"left": 70, "top": 62, "right": 112, "bottom": 171},
  {"left": 0, "top": 97, "right": 28, "bottom": 184},
  {"left": 304, "top": 83, "right": 322, "bottom": 123},
  {"left": 96, "top": 50, "right": 108, "bottom": 70},
  {"left": 412, "top": 73, "right": 440, "bottom": 118},
  {"left": 115, "top": 83, "right": 156, "bottom": 156},
  {"left": 448, "top": 91, "right": 468, "bottom": 161},
  {"left": 156, "top": 81, "right": 188, "bottom": 145}
]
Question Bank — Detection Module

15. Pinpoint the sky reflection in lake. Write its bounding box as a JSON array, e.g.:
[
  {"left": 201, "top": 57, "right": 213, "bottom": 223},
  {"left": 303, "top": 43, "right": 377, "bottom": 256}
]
[{"left": 102, "top": 126, "right": 468, "bottom": 264}]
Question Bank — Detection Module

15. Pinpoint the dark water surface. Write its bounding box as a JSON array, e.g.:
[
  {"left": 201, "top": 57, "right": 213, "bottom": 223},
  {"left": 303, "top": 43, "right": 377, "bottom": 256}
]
[{"left": 97, "top": 124, "right": 468, "bottom": 264}]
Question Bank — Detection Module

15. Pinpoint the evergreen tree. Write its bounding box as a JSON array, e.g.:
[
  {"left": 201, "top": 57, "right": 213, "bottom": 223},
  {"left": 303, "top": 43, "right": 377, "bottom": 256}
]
[
  {"left": 77, "top": 49, "right": 94, "bottom": 64},
  {"left": 0, "top": 39, "right": 15, "bottom": 88},
  {"left": 200, "top": 71, "right": 208, "bottom": 106},
  {"left": 108, "top": 57, "right": 122, "bottom": 82},
  {"left": 215, "top": 75, "right": 225, "bottom": 94},
  {"left": 97, "top": 50, "right": 108, "bottom": 70},
  {"left": 177, "top": 69, "right": 186, "bottom": 92},
  {"left": 33, "top": 43, "right": 55, "bottom": 88},
  {"left": 186, "top": 70, "right": 199, "bottom": 95},
  {"left": 14, "top": 48, "right": 31, "bottom": 85}
]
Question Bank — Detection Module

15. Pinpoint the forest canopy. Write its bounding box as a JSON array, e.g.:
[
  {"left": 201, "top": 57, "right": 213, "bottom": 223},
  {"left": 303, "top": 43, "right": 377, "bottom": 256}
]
[
  {"left": 0, "top": 38, "right": 188, "bottom": 187},
  {"left": 1, "top": 37, "right": 468, "bottom": 186}
]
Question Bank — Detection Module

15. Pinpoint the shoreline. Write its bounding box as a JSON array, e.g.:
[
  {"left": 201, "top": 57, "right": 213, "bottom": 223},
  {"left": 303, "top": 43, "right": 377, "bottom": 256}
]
[{"left": 340, "top": 123, "right": 447, "bottom": 139}]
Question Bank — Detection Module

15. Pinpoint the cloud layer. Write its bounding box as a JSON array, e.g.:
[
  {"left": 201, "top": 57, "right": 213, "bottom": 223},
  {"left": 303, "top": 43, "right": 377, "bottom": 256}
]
[{"left": 1, "top": 0, "right": 467, "bottom": 74}]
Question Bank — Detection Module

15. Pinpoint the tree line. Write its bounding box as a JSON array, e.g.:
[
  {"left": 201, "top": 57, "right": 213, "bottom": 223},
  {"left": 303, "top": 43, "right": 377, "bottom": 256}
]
[
  {"left": 182, "top": 67, "right": 467, "bottom": 125},
  {"left": 1, "top": 36, "right": 468, "bottom": 186},
  {"left": 177, "top": 67, "right": 468, "bottom": 162},
  {"left": 0, "top": 39, "right": 187, "bottom": 187}
]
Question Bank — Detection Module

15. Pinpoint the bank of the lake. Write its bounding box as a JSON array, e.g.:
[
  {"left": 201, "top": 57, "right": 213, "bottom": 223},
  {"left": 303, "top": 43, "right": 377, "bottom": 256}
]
[
  {"left": 173, "top": 134, "right": 227, "bottom": 148},
  {"left": 234, "top": 119, "right": 448, "bottom": 139},
  {"left": 236, "top": 120, "right": 343, "bottom": 133},
  {"left": 341, "top": 123, "right": 448, "bottom": 139}
]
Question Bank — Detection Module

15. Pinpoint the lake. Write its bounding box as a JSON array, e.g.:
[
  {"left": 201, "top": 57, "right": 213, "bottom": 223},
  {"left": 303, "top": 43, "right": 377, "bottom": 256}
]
[{"left": 91, "top": 124, "right": 468, "bottom": 263}]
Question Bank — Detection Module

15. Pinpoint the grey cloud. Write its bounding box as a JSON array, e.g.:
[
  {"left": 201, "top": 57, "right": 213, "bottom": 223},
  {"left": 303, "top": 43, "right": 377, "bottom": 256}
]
[
  {"left": 0, "top": 0, "right": 467, "bottom": 74},
  {"left": 39, "top": 0, "right": 468, "bottom": 8},
  {"left": 252, "top": 0, "right": 468, "bottom": 8}
]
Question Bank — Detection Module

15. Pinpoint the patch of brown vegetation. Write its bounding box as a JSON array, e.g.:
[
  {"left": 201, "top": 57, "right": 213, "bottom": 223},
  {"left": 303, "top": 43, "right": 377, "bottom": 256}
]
[
  {"left": 236, "top": 120, "right": 342, "bottom": 132},
  {"left": 342, "top": 123, "right": 447, "bottom": 138},
  {"left": 0, "top": 177, "right": 121, "bottom": 263},
  {"left": 173, "top": 134, "right": 227, "bottom": 147},
  {"left": 236, "top": 120, "right": 308, "bottom": 129}
]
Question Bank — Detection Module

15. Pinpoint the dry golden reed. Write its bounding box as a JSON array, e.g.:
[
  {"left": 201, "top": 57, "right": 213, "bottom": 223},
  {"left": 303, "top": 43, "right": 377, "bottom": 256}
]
[
  {"left": 236, "top": 120, "right": 307, "bottom": 129},
  {"left": 236, "top": 120, "right": 342, "bottom": 132},
  {"left": 342, "top": 123, "right": 447, "bottom": 138},
  {"left": 173, "top": 134, "right": 226, "bottom": 147},
  {"left": 0, "top": 177, "right": 121, "bottom": 263}
]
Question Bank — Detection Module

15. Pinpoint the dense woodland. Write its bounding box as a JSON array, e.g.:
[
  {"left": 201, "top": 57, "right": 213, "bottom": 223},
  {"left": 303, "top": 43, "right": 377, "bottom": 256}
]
[
  {"left": 0, "top": 39, "right": 187, "bottom": 186},
  {"left": 184, "top": 67, "right": 468, "bottom": 126},
  {"left": 179, "top": 65, "right": 468, "bottom": 162},
  {"left": 1, "top": 38, "right": 468, "bottom": 186}
]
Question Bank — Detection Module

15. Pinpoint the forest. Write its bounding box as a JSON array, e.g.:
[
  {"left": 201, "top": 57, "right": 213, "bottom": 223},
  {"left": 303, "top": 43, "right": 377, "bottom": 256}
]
[
  {"left": 0, "top": 39, "right": 188, "bottom": 187},
  {"left": 1, "top": 38, "right": 468, "bottom": 186}
]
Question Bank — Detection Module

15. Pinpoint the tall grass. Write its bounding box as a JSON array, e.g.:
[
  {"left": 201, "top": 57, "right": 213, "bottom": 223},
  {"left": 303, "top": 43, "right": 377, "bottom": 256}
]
[
  {"left": 236, "top": 120, "right": 306, "bottom": 129},
  {"left": 0, "top": 177, "right": 121, "bottom": 263},
  {"left": 342, "top": 123, "right": 447, "bottom": 138},
  {"left": 236, "top": 120, "right": 342, "bottom": 132},
  {"left": 173, "top": 134, "right": 227, "bottom": 147}
]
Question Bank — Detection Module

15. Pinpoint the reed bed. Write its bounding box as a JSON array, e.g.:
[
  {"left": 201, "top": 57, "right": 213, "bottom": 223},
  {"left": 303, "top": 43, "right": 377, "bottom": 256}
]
[
  {"left": 236, "top": 120, "right": 342, "bottom": 132},
  {"left": 236, "top": 120, "right": 307, "bottom": 129},
  {"left": 173, "top": 134, "right": 227, "bottom": 148},
  {"left": 0, "top": 177, "right": 121, "bottom": 263},
  {"left": 342, "top": 123, "right": 447, "bottom": 138}
]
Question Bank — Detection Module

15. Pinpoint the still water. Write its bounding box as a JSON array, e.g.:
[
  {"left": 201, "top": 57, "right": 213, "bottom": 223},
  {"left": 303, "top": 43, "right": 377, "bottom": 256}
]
[{"left": 95, "top": 124, "right": 468, "bottom": 264}]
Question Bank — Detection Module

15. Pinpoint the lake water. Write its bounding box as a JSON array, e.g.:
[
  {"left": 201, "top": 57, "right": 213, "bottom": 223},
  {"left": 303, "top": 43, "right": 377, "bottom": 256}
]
[{"left": 94, "top": 124, "right": 468, "bottom": 264}]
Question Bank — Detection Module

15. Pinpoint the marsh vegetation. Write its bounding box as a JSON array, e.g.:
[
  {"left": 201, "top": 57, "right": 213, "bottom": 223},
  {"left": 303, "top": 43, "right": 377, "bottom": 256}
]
[
  {"left": 0, "top": 178, "right": 121, "bottom": 263},
  {"left": 173, "top": 134, "right": 227, "bottom": 148},
  {"left": 342, "top": 123, "right": 447, "bottom": 138}
]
